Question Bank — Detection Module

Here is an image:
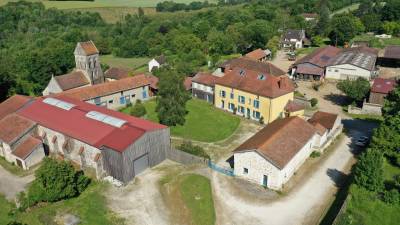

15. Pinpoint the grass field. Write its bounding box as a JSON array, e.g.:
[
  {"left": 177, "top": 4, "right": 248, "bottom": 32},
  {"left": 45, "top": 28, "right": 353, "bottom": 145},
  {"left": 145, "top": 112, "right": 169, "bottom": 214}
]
[
  {"left": 0, "top": 156, "right": 38, "bottom": 177},
  {"left": 121, "top": 98, "right": 240, "bottom": 142},
  {"left": 352, "top": 34, "right": 400, "bottom": 49},
  {"left": 100, "top": 55, "right": 150, "bottom": 70},
  {"left": 0, "top": 182, "right": 123, "bottom": 225},
  {"left": 65, "top": 7, "right": 156, "bottom": 23},
  {"left": 179, "top": 174, "right": 215, "bottom": 225}
]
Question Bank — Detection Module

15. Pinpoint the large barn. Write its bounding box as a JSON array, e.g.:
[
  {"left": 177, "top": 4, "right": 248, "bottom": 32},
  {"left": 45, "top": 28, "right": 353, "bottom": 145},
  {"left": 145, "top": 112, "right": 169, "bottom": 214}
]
[{"left": 0, "top": 95, "right": 170, "bottom": 183}]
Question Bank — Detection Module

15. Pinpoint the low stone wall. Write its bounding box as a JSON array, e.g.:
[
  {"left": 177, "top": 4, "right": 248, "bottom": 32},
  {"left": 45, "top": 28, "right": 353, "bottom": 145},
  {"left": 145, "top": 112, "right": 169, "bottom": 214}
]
[
  {"left": 166, "top": 148, "right": 208, "bottom": 165},
  {"left": 361, "top": 103, "right": 382, "bottom": 115},
  {"left": 347, "top": 105, "right": 362, "bottom": 114}
]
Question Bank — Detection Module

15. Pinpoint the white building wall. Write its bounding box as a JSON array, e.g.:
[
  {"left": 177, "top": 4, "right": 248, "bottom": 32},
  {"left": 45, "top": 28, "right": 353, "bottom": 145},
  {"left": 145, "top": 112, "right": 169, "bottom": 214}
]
[
  {"left": 313, "top": 132, "right": 328, "bottom": 149},
  {"left": 325, "top": 64, "right": 372, "bottom": 80},
  {"left": 192, "top": 82, "right": 213, "bottom": 93},
  {"left": 22, "top": 144, "right": 45, "bottom": 170},
  {"left": 42, "top": 76, "right": 63, "bottom": 96},
  {"left": 148, "top": 59, "right": 160, "bottom": 72}
]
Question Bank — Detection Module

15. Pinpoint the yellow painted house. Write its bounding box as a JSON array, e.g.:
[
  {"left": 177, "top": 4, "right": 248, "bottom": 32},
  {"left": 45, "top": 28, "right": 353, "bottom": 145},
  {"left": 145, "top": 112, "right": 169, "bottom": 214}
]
[{"left": 215, "top": 66, "right": 303, "bottom": 123}]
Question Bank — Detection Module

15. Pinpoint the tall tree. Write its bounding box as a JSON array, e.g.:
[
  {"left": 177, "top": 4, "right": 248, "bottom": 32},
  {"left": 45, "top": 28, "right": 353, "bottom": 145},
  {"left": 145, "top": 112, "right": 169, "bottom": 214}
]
[
  {"left": 315, "top": 0, "right": 330, "bottom": 36},
  {"left": 329, "top": 14, "right": 364, "bottom": 46},
  {"left": 383, "top": 85, "right": 400, "bottom": 116},
  {"left": 353, "top": 148, "right": 384, "bottom": 192},
  {"left": 337, "top": 77, "right": 370, "bottom": 102},
  {"left": 156, "top": 68, "right": 190, "bottom": 126}
]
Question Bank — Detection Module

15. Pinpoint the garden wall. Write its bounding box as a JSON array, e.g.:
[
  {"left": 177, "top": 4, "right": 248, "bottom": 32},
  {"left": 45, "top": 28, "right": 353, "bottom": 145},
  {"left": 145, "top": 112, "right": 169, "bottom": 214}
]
[{"left": 166, "top": 148, "right": 208, "bottom": 165}]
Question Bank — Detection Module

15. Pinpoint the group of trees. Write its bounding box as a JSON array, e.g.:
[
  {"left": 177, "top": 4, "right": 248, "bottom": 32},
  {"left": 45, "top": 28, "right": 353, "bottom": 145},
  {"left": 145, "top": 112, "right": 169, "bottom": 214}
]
[
  {"left": 156, "top": 1, "right": 215, "bottom": 12},
  {"left": 337, "top": 77, "right": 370, "bottom": 103},
  {"left": 353, "top": 83, "right": 400, "bottom": 204}
]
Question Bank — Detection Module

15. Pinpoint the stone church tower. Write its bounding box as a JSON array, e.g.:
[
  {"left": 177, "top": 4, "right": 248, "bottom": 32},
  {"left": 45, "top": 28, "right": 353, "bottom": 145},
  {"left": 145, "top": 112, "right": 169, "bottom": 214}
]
[{"left": 74, "top": 41, "right": 104, "bottom": 85}]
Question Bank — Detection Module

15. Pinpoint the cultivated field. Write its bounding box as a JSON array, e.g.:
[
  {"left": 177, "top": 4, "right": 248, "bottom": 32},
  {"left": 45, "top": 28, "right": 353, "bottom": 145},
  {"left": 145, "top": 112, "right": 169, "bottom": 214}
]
[{"left": 100, "top": 55, "right": 150, "bottom": 70}]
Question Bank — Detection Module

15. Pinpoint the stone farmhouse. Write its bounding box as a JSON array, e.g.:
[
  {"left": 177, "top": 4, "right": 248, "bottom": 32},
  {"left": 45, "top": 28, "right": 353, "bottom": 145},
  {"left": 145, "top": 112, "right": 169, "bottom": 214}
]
[
  {"left": 214, "top": 65, "right": 302, "bottom": 123},
  {"left": 281, "top": 29, "right": 308, "bottom": 49},
  {"left": 368, "top": 78, "right": 397, "bottom": 106},
  {"left": 308, "top": 111, "right": 341, "bottom": 139},
  {"left": 0, "top": 95, "right": 170, "bottom": 183},
  {"left": 43, "top": 41, "right": 104, "bottom": 95},
  {"left": 55, "top": 75, "right": 152, "bottom": 110},
  {"left": 191, "top": 72, "right": 220, "bottom": 104}
]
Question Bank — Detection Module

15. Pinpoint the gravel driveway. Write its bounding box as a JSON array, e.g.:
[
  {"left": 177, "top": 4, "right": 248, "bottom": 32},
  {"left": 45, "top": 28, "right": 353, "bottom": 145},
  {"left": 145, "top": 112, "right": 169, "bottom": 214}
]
[
  {"left": 212, "top": 124, "right": 372, "bottom": 225},
  {"left": 0, "top": 166, "right": 34, "bottom": 201}
]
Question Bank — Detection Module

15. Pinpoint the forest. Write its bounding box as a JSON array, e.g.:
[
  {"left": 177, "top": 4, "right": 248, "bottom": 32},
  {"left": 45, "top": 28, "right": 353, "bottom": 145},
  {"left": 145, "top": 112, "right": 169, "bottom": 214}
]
[{"left": 0, "top": 0, "right": 399, "bottom": 101}]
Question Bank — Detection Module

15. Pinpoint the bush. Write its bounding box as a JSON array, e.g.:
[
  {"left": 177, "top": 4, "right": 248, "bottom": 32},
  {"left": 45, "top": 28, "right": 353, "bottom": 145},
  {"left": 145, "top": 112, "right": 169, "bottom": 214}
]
[
  {"left": 18, "top": 158, "right": 90, "bottom": 211},
  {"left": 382, "top": 189, "right": 400, "bottom": 205},
  {"left": 130, "top": 99, "right": 147, "bottom": 117},
  {"left": 310, "top": 151, "right": 321, "bottom": 158},
  {"left": 259, "top": 116, "right": 264, "bottom": 124},
  {"left": 353, "top": 148, "right": 384, "bottom": 192},
  {"left": 310, "top": 98, "right": 318, "bottom": 107},
  {"left": 178, "top": 141, "right": 210, "bottom": 159}
]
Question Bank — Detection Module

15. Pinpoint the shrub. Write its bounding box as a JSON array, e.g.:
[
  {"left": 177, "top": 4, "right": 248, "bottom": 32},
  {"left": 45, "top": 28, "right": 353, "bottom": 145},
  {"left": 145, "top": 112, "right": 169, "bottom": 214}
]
[
  {"left": 353, "top": 148, "right": 384, "bottom": 192},
  {"left": 259, "top": 116, "right": 264, "bottom": 124},
  {"left": 310, "top": 98, "right": 318, "bottom": 107},
  {"left": 18, "top": 158, "right": 91, "bottom": 210},
  {"left": 382, "top": 189, "right": 400, "bottom": 205},
  {"left": 310, "top": 151, "right": 321, "bottom": 158},
  {"left": 178, "top": 140, "right": 210, "bottom": 159},
  {"left": 130, "top": 99, "right": 147, "bottom": 117}
]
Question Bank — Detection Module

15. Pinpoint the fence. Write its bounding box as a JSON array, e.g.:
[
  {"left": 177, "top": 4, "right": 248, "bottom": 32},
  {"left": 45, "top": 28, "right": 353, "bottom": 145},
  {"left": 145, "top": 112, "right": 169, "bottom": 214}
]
[
  {"left": 208, "top": 161, "right": 235, "bottom": 177},
  {"left": 166, "top": 148, "right": 208, "bottom": 165}
]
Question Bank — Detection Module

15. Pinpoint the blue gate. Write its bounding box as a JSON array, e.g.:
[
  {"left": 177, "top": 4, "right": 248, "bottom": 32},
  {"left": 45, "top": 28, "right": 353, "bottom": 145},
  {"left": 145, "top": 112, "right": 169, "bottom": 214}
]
[{"left": 208, "top": 160, "right": 235, "bottom": 177}]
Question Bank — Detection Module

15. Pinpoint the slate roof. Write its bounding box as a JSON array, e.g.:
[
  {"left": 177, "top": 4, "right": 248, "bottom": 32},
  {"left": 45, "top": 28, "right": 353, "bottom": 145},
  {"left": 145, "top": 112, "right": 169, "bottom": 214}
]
[
  {"left": 105, "top": 67, "right": 130, "bottom": 80},
  {"left": 308, "top": 111, "right": 339, "bottom": 130},
  {"left": 0, "top": 95, "right": 33, "bottom": 120},
  {"left": 54, "top": 71, "right": 90, "bottom": 91},
  {"left": 371, "top": 78, "right": 397, "bottom": 94},
  {"left": 192, "top": 72, "right": 219, "bottom": 87},
  {"left": 12, "top": 136, "right": 42, "bottom": 160},
  {"left": 79, "top": 41, "right": 99, "bottom": 55},
  {"left": 283, "top": 29, "right": 305, "bottom": 40},
  {"left": 328, "top": 47, "right": 378, "bottom": 71},
  {"left": 216, "top": 67, "right": 295, "bottom": 98},
  {"left": 219, "top": 57, "right": 286, "bottom": 77},
  {"left": 234, "top": 117, "right": 316, "bottom": 169},
  {"left": 383, "top": 45, "right": 400, "bottom": 59},
  {"left": 56, "top": 75, "right": 150, "bottom": 101},
  {"left": 0, "top": 114, "right": 36, "bottom": 144}
]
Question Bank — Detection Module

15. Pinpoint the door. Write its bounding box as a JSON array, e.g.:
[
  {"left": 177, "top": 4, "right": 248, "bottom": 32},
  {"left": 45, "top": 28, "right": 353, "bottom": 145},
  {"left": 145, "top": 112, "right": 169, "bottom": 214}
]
[
  {"left": 262, "top": 175, "right": 268, "bottom": 186},
  {"left": 133, "top": 154, "right": 149, "bottom": 176},
  {"left": 16, "top": 159, "right": 23, "bottom": 168}
]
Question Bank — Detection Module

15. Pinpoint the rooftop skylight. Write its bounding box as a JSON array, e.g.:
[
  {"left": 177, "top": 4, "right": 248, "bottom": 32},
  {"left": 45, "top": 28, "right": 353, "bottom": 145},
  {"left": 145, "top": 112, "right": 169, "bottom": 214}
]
[
  {"left": 86, "top": 111, "right": 127, "bottom": 128},
  {"left": 43, "top": 97, "right": 75, "bottom": 111}
]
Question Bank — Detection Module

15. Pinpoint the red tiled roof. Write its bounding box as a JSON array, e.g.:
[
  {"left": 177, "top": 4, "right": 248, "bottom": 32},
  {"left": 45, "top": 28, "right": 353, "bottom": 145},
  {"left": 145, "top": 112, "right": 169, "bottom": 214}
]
[
  {"left": 285, "top": 100, "right": 305, "bottom": 112},
  {"left": 234, "top": 117, "right": 316, "bottom": 169},
  {"left": 0, "top": 114, "right": 36, "bottom": 144},
  {"left": 383, "top": 45, "right": 400, "bottom": 59},
  {"left": 216, "top": 67, "right": 295, "bottom": 98},
  {"left": 56, "top": 75, "right": 150, "bottom": 101},
  {"left": 79, "top": 41, "right": 99, "bottom": 55},
  {"left": 294, "top": 46, "right": 341, "bottom": 68},
  {"left": 184, "top": 77, "right": 192, "bottom": 91},
  {"left": 105, "top": 67, "right": 130, "bottom": 80},
  {"left": 220, "top": 57, "right": 286, "bottom": 77},
  {"left": 308, "top": 111, "right": 339, "bottom": 130},
  {"left": 371, "top": 78, "right": 397, "bottom": 94},
  {"left": 0, "top": 95, "right": 33, "bottom": 120},
  {"left": 134, "top": 74, "right": 159, "bottom": 90},
  {"left": 54, "top": 71, "right": 90, "bottom": 91},
  {"left": 245, "top": 49, "right": 267, "bottom": 60},
  {"left": 192, "top": 72, "right": 219, "bottom": 87},
  {"left": 312, "top": 122, "right": 327, "bottom": 136},
  {"left": 18, "top": 96, "right": 167, "bottom": 153},
  {"left": 295, "top": 63, "right": 324, "bottom": 76},
  {"left": 12, "top": 136, "right": 42, "bottom": 160}
]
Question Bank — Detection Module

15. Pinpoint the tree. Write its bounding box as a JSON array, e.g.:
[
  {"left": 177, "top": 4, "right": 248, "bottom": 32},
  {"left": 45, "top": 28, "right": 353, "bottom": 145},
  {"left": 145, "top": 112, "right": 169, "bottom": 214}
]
[
  {"left": 329, "top": 14, "right": 365, "bottom": 46},
  {"left": 353, "top": 148, "right": 384, "bottom": 192},
  {"left": 383, "top": 85, "right": 400, "bottom": 116},
  {"left": 130, "top": 99, "right": 147, "bottom": 117},
  {"left": 311, "top": 35, "right": 324, "bottom": 47},
  {"left": 336, "top": 78, "right": 370, "bottom": 102},
  {"left": 382, "top": 21, "right": 400, "bottom": 35},
  {"left": 381, "top": 0, "right": 400, "bottom": 21},
  {"left": 156, "top": 68, "right": 190, "bottom": 126},
  {"left": 315, "top": 1, "right": 330, "bottom": 36},
  {"left": 266, "top": 36, "right": 280, "bottom": 58},
  {"left": 370, "top": 115, "right": 400, "bottom": 162}
]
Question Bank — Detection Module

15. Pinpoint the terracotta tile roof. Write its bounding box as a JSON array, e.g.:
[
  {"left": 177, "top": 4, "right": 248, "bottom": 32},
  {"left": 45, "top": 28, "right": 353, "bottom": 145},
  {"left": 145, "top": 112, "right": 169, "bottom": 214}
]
[
  {"left": 105, "top": 67, "right": 130, "bottom": 80},
  {"left": 311, "top": 122, "right": 327, "bottom": 135},
  {"left": 192, "top": 72, "right": 219, "bottom": 87},
  {"left": 308, "top": 111, "right": 339, "bottom": 130},
  {"left": 234, "top": 117, "right": 316, "bottom": 169},
  {"left": 219, "top": 57, "right": 286, "bottom": 77},
  {"left": 54, "top": 71, "right": 90, "bottom": 91},
  {"left": 134, "top": 74, "right": 159, "bottom": 89},
  {"left": 383, "top": 45, "right": 400, "bottom": 59},
  {"left": 285, "top": 100, "right": 305, "bottom": 112},
  {"left": 371, "top": 78, "right": 397, "bottom": 94},
  {"left": 184, "top": 77, "right": 192, "bottom": 91},
  {"left": 295, "top": 63, "right": 324, "bottom": 76},
  {"left": 56, "top": 75, "right": 150, "bottom": 101},
  {"left": 0, "top": 95, "right": 33, "bottom": 120},
  {"left": 245, "top": 49, "right": 268, "bottom": 60},
  {"left": 294, "top": 46, "right": 341, "bottom": 68},
  {"left": 0, "top": 114, "right": 36, "bottom": 144},
  {"left": 79, "top": 41, "right": 99, "bottom": 55},
  {"left": 12, "top": 136, "right": 42, "bottom": 160},
  {"left": 216, "top": 67, "right": 295, "bottom": 98}
]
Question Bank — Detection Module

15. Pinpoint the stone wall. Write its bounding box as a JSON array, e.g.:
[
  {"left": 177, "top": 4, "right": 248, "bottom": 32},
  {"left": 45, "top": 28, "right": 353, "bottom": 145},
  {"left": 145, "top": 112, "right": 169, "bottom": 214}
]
[{"left": 166, "top": 148, "right": 208, "bottom": 165}]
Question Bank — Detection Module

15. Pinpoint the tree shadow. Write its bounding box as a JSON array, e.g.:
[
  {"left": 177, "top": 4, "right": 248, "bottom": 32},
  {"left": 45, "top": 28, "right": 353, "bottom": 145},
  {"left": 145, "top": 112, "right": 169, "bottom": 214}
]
[
  {"left": 327, "top": 168, "right": 348, "bottom": 187},
  {"left": 323, "top": 93, "right": 350, "bottom": 106}
]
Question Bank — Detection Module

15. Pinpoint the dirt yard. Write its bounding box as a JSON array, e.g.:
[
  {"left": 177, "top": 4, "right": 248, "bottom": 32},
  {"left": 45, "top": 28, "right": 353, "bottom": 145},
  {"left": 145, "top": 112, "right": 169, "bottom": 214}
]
[
  {"left": 0, "top": 165, "right": 34, "bottom": 201},
  {"left": 270, "top": 50, "right": 306, "bottom": 72},
  {"left": 377, "top": 66, "right": 400, "bottom": 79}
]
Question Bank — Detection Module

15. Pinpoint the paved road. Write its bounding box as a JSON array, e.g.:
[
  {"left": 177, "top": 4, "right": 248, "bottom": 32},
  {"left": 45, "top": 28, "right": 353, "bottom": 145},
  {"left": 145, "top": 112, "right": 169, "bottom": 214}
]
[
  {"left": 0, "top": 166, "right": 34, "bottom": 201},
  {"left": 212, "top": 122, "right": 375, "bottom": 225}
]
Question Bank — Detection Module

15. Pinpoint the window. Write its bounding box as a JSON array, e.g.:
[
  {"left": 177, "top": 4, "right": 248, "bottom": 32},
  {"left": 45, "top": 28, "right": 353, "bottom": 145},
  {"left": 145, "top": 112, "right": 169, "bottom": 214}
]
[
  {"left": 243, "top": 168, "right": 248, "bottom": 174},
  {"left": 253, "top": 99, "right": 260, "bottom": 109},
  {"left": 119, "top": 96, "right": 126, "bottom": 104},
  {"left": 230, "top": 92, "right": 234, "bottom": 99},
  {"left": 253, "top": 111, "right": 260, "bottom": 119},
  {"left": 238, "top": 106, "right": 245, "bottom": 114},
  {"left": 94, "top": 97, "right": 101, "bottom": 105},
  {"left": 228, "top": 103, "right": 235, "bottom": 111},
  {"left": 220, "top": 90, "right": 226, "bottom": 98},
  {"left": 142, "top": 91, "right": 147, "bottom": 99},
  {"left": 334, "top": 69, "right": 339, "bottom": 72},
  {"left": 238, "top": 95, "right": 245, "bottom": 104},
  {"left": 108, "top": 100, "right": 113, "bottom": 104},
  {"left": 131, "top": 94, "right": 136, "bottom": 98}
]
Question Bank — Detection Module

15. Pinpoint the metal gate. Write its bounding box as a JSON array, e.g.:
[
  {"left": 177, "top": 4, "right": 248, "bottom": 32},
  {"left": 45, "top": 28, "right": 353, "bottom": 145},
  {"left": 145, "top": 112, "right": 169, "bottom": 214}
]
[
  {"left": 208, "top": 161, "right": 234, "bottom": 177},
  {"left": 134, "top": 153, "right": 149, "bottom": 176}
]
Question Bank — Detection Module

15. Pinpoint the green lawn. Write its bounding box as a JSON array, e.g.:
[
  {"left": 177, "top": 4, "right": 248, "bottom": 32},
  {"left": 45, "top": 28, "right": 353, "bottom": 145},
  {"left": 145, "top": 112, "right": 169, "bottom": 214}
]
[
  {"left": 100, "top": 55, "right": 150, "bottom": 70},
  {"left": 179, "top": 174, "right": 215, "bottom": 225},
  {"left": 330, "top": 3, "right": 360, "bottom": 17},
  {"left": 383, "top": 158, "right": 400, "bottom": 181},
  {"left": 121, "top": 99, "right": 240, "bottom": 142},
  {"left": 352, "top": 34, "right": 400, "bottom": 49},
  {"left": 0, "top": 182, "right": 123, "bottom": 225}
]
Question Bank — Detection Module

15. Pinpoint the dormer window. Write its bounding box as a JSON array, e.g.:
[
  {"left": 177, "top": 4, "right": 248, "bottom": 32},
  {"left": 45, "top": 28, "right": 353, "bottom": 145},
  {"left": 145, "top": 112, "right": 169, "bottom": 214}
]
[
  {"left": 257, "top": 74, "right": 266, "bottom": 80},
  {"left": 239, "top": 69, "right": 245, "bottom": 76}
]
